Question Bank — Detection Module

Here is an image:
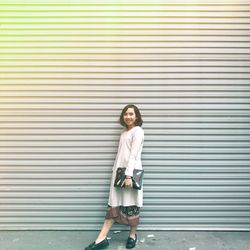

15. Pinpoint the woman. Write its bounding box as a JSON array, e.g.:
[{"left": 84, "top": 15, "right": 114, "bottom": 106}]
[{"left": 85, "top": 104, "right": 144, "bottom": 250}]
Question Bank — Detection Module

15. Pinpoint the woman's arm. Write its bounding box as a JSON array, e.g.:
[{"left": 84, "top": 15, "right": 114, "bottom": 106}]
[{"left": 125, "top": 128, "right": 144, "bottom": 177}]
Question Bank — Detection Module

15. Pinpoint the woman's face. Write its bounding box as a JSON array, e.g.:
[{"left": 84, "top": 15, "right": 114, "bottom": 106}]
[{"left": 123, "top": 107, "right": 137, "bottom": 129}]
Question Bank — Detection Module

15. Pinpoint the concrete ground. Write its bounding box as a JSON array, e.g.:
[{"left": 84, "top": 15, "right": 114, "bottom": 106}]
[{"left": 0, "top": 231, "right": 249, "bottom": 250}]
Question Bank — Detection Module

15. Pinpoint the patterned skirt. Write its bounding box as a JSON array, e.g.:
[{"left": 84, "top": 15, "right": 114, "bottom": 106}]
[{"left": 105, "top": 205, "right": 140, "bottom": 227}]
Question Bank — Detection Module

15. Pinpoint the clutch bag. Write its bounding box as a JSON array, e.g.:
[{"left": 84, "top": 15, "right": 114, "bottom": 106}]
[{"left": 114, "top": 167, "right": 144, "bottom": 190}]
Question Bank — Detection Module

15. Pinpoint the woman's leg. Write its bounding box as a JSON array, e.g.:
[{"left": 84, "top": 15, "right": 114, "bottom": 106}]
[
  {"left": 129, "top": 225, "right": 137, "bottom": 239},
  {"left": 126, "top": 225, "right": 138, "bottom": 249},
  {"left": 95, "top": 218, "right": 114, "bottom": 243}
]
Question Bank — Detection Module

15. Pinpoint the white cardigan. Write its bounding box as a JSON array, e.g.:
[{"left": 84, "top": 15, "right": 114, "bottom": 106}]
[{"left": 108, "top": 126, "right": 144, "bottom": 207}]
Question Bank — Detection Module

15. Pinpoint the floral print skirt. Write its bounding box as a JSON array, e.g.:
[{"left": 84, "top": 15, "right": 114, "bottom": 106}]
[{"left": 105, "top": 205, "right": 140, "bottom": 227}]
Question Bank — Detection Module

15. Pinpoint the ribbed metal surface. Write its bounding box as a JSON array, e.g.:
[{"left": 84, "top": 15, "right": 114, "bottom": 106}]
[{"left": 0, "top": 0, "right": 250, "bottom": 230}]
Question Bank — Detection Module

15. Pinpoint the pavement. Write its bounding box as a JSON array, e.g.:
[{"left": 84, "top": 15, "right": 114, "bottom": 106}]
[{"left": 0, "top": 230, "right": 250, "bottom": 250}]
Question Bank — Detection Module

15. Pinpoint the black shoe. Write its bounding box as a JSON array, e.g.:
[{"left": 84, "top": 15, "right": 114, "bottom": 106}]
[
  {"left": 126, "top": 234, "right": 137, "bottom": 249},
  {"left": 85, "top": 238, "right": 109, "bottom": 250}
]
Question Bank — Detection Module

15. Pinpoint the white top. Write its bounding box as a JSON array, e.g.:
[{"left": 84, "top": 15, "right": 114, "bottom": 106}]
[{"left": 108, "top": 126, "right": 144, "bottom": 207}]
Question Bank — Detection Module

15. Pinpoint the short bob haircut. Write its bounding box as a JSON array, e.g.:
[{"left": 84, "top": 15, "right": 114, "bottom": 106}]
[{"left": 119, "top": 104, "right": 143, "bottom": 128}]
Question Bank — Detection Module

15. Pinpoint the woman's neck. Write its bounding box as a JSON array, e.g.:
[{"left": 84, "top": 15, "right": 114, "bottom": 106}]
[{"left": 126, "top": 125, "right": 135, "bottom": 131}]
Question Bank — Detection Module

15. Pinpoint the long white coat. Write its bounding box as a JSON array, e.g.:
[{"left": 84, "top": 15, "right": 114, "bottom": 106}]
[{"left": 108, "top": 126, "right": 144, "bottom": 207}]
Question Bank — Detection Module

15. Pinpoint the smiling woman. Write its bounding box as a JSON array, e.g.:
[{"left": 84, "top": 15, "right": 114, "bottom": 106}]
[
  {"left": 120, "top": 104, "right": 143, "bottom": 131},
  {"left": 85, "top": 104, "right": 144, "bottom": 250},
  {"left": 123, "top": 108, "right": 137, "bottom": 130}
]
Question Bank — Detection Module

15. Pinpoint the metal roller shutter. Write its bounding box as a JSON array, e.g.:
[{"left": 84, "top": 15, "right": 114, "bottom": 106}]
[{"left": 0, "top": 0, "right": 250, "bottom": 230}]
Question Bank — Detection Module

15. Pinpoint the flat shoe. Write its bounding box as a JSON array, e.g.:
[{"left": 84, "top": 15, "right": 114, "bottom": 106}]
[
  {"left": 126, "top": 234, "right": 137, "bottom": 249},
  {"left": 85, "top": 238, "right": 109, "bottom": 250}
]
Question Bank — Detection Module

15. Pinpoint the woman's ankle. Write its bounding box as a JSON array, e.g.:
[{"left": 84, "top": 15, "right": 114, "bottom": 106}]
[
  {"left": 128, "top": 233, "right": 136, "bottom": 240},
  {"left": 95, "top": 236, "right": 106, "bottom": 244}
]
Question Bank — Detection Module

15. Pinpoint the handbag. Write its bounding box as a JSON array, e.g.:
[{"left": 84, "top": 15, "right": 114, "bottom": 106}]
[{"left": 114, "top": 167, "right": 144, "bottom": 190}]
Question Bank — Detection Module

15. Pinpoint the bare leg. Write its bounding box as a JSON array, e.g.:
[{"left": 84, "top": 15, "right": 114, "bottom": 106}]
[
  {"left": 129, "top": 226, "right": 137, "bottom": 239},
  {"left": 95, "top": 218, "right": 114, "bottom": 244}
]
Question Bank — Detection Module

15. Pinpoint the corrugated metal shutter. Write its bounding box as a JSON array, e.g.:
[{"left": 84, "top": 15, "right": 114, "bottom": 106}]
[{"left": 0, "top": 0, "right": 250, "bottom": 230}]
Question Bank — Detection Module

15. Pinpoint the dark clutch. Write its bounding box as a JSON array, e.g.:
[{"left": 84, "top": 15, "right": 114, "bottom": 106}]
[{"left": 114, "top": 167, "right": 144, "bottom": 190}]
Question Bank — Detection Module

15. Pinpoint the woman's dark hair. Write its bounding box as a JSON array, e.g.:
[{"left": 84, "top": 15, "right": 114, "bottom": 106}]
[{"left": 119, "top": 104, "right": 143, "bottom": 127}]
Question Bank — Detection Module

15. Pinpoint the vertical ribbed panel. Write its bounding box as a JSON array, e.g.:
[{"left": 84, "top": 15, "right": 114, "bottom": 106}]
[{"left": 0, "top": 0, "right": 250, "bottom": 230}]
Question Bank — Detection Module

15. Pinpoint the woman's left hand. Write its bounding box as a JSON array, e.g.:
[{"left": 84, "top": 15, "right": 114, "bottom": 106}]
[{"left": 125, "top": 178, "right": 132, "bottom": 188}]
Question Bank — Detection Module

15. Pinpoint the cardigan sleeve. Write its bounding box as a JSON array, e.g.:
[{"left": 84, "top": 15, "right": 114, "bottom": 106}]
[{"left": 125, "top": 127, "right": 144, "bottom": 176}]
